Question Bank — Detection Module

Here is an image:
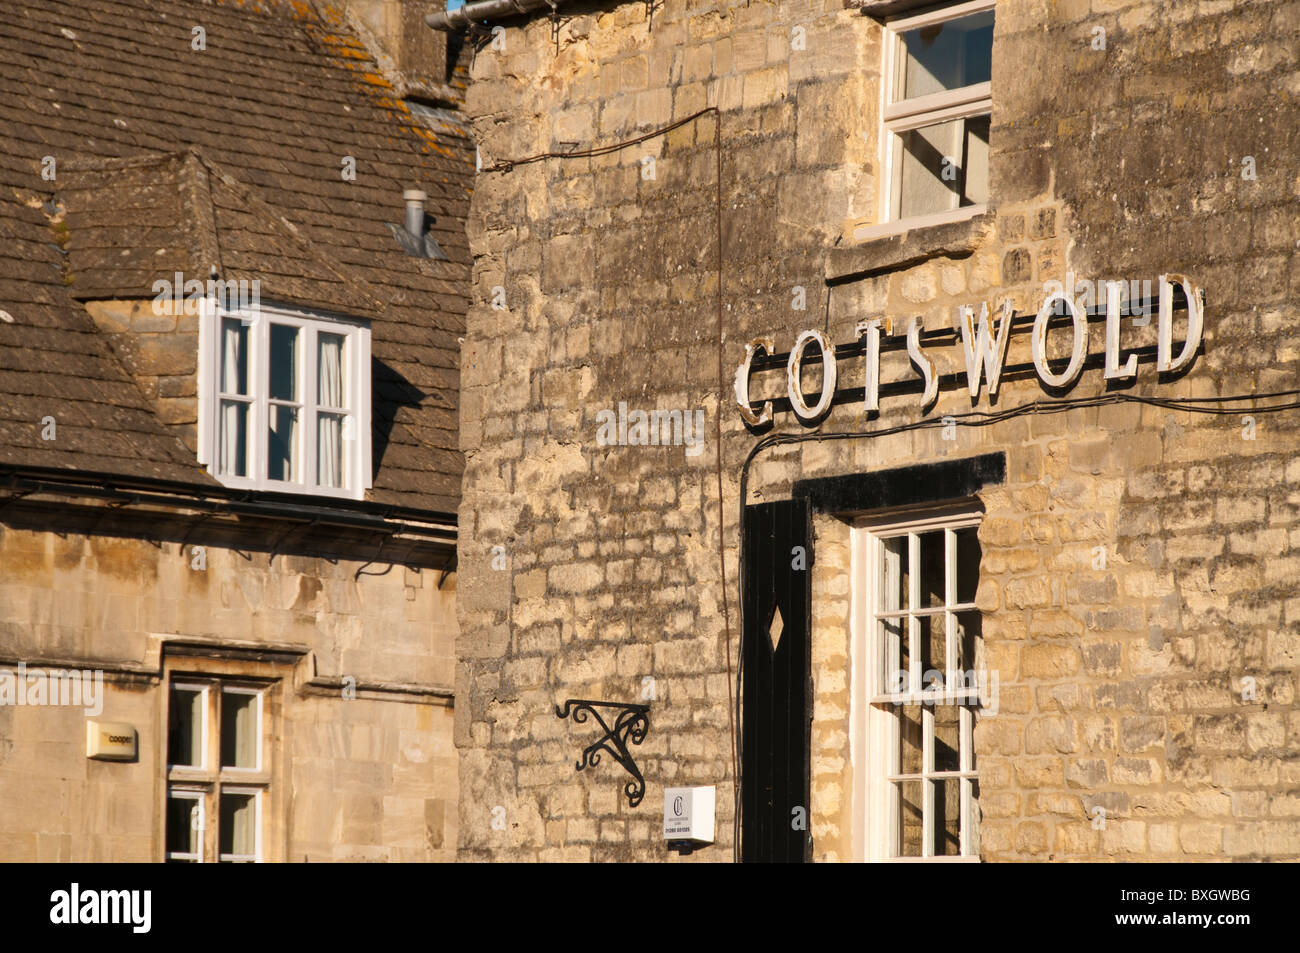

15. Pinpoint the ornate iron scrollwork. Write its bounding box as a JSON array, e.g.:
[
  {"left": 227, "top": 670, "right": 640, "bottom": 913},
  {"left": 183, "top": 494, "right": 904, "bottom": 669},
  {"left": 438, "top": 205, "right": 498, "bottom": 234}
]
[{"left": 554, "top": 699, "right": 651, "bottom": 808}]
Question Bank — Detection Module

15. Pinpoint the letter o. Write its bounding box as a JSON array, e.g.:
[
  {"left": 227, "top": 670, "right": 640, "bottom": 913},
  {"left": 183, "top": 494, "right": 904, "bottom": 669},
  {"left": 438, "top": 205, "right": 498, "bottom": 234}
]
[
  {"left": 786, "top": 329, "right": 837, "bottom": 422},
  {"left": 1032, "top": 291, "right": 1088, "bottom": 389}
]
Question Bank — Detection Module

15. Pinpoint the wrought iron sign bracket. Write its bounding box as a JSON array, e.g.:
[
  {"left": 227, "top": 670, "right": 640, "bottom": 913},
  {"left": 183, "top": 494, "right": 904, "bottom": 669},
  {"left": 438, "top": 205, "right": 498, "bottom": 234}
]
[{"left": 555, "top": 699, "right": 651, "bottom": 808}]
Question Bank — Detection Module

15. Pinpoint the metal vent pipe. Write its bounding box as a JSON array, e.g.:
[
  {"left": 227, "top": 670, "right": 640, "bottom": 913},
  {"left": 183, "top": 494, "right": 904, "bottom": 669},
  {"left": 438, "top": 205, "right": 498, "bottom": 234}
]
[
  {"left": 403, "top": 189, "right": 427, "bottom": 237},
  {"left": 425, "top": 0, "right": 565, "bottom": 32}
]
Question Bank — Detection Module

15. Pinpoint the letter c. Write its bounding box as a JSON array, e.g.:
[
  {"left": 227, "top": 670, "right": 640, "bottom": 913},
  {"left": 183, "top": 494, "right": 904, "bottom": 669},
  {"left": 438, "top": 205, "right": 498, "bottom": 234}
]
[{"left": 734, "top": 337, "right": 775, "bottom": 427}]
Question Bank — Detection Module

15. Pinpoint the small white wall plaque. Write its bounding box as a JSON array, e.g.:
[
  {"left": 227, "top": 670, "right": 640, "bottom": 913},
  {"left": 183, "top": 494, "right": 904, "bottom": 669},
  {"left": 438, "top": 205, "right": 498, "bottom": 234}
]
[
  {"left": 664, "top": 785, "right": 715, "bottom": 850},
  {"left": 86, "top": 721, "right": 137, "bottom": 761}
]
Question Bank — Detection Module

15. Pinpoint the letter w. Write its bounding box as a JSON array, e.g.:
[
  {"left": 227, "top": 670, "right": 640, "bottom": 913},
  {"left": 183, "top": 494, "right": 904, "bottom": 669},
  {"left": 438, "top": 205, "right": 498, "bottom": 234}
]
[{"left": 955, "top": 300, "right": 1014, "bottom": 400}]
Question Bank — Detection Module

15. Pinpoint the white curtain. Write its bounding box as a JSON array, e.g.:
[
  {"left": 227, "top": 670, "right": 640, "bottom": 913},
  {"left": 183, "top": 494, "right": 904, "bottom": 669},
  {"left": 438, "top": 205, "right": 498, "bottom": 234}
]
[
  {"left": 882, "top": 536, "right": 906, "bottom": 694},
  {"left": 235, "top": 699, "right": 255, "bottom": 767},
  {"left": 318, "top": 334, "right": 344, "bottom": 488},
  {"left": 220, "top": 320, "right": 245, "bottom": 476},
  {"left": 222, "top": 794, "right": 256, "bottom": 859},
  {"left": 222, "top": 692, "right": 257, "bottom": 769}
]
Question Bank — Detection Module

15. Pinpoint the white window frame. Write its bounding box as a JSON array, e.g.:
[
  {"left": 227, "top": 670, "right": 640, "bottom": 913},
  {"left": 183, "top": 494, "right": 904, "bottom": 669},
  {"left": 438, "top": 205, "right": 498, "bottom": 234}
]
[
  {"left": 855, "top": 0, "right": 994, "bottom": 243},
  {"left": 219, "top": 685, "right": 263, "bottom": 773},
  {"left": 165, "top": 678, "right": 269, "bottom": 864},
  {"left": 167, "top": 682, "right": 210, "bottom": 771},
  {"left": 217, "top": 786, "right": 263, "bottom": 863},
  {"left": 851, "top": 506, "right": 983, "bottom": 862},
  {"left": 197, "top": 299, "right": 373, "bottom": 501},
  {"left": 165, "top": 788, "right": 206, "bottom": 863}
]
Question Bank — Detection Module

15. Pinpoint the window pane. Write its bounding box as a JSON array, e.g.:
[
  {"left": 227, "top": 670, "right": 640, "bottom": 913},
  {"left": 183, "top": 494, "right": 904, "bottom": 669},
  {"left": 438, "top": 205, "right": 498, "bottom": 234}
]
[
  {"left": 267, "top": 405, "right": 299, "bottom": 482},
  {"left": 963, "top": 115, "right": 990, "bottom": 206},
  {"left": 897, "top": 780, "right": 923, "bottom": 857},
  {"left": 933, "top": 779, "right": 962, "bottom": 856},
  {"left": 918, "top": 614, "right": 941, "bottom": 689},
  {"left": 219, "top": 793, "right": 256, "bottom": 859},
  {"left": 896, "top": 10, "right": 993, "bottom": 101},
  {"left": 899, "top": 705, "right": 923, "bottom": 776},
  {"left": 918, "top": 530, "right": 944, "bottom": 608},
  {"left": 318, "top": 333, "right": 346, "bottom": 408},
  {"left": 895, "top": 115, "right": 990, "bottom": 220},
  {"left": 220, "top": 318, "right": 249, "bottom": 395},
  {"left": 956, "top": 610, "right": 981, "bottom": 678},
  {"left": 317, "top": 412, "right": 346, "bottom": 489},
  {"left": 881, "top": 535, "right": 909, "bottom": 611},
  {"left": 269, "top": 324, "right": 299, "bottom": 402},
  {"left": 956, "top": 527, "right": 981, "bottom": 603},
  {"left": 896, "top": 120, "right": 957, "bottom": 219},
  {"left": 219, "top": 400, "right": 249, "bottom": 477},
  {"left": 220, "top": 691, "right": 258, "bottom": 769},
  {"left": 166, "top": 794, "right": 201, "bottom": 859},
  {"left": 901, "top": 616, "right": 914, "bottom": 689},
  {"left": 167, "top": 687, "right": 203, "bottom": 767},
  {"left": 881, "top": 617, "right": 905, "bottom": 694},
  {"left": 934, "top": 704, "right": 961, "bottom": 773}
]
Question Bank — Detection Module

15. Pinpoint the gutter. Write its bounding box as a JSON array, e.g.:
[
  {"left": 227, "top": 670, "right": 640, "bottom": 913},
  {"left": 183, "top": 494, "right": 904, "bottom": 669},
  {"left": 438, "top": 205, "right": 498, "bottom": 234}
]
[
  {"left": 425, "top": 0, "right": 566, "bottom": 32},
  {"left": 0, "top": 463, "right": 457, "bottom": 547}
]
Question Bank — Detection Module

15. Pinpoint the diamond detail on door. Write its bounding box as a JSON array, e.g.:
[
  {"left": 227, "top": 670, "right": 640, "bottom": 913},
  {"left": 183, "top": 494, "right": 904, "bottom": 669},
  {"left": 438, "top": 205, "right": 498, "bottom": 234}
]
[{"left": 768, "top": 604, "right": 784, "bottom": 652}]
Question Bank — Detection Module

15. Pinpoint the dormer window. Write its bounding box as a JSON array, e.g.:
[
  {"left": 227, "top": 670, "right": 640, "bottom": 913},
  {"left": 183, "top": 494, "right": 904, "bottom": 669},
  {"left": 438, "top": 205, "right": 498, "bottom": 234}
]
[{"left": 198, "top": 302, "right": 372, "bottom": 500}]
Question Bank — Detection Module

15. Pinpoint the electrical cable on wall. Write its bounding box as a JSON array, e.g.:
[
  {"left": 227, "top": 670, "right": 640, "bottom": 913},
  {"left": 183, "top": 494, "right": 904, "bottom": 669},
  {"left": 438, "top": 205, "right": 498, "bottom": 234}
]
[{"left": 482, "top": 106, "right": 739, "bottom": 855}]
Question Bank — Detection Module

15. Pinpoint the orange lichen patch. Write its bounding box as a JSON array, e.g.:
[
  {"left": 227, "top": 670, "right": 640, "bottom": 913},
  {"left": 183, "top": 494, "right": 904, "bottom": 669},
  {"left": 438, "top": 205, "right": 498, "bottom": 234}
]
[
  {"left": 328, "top": 37, "right": 368, "bottom": 53},
  {"left": 307, "top": 24, "right": 468, "bottom": 168},
  {"left": 403, "top": 125, "right": 457, "bottom": 159},
  {"left": 217, "top": 0, "right": 278, "bottom": 14},
  {"left": 316, "top": 28, "right": 372, "bottom": 59},
  {"left": 214, "top": 0, "right": 310, "bottom": 17}
]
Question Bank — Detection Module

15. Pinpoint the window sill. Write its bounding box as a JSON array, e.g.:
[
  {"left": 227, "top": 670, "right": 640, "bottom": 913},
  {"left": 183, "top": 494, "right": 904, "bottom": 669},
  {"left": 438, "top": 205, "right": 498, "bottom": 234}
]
[
  {"left": 210, "top": 473, "right": 366, "bottom": 503},
  {"left": 870, "top": 689, "right": 983, "bottom": 706},
  {"left": 827, "top": 207, "right": 993, "bottom": 284},
  {"left": 852, "top": 204, "right": 986, "bottom": 243},
  {"left": 166, "top": 767, "right": 212, "bottom": 785},
  {"left": 883, "top": 855, "right": 981, "bottom": 863},
  {"left": 167, "top": 767, "right": 269, "bottom": 784},
  {"left": 847, "top": 0, "right": 946, "bottom": 19}
]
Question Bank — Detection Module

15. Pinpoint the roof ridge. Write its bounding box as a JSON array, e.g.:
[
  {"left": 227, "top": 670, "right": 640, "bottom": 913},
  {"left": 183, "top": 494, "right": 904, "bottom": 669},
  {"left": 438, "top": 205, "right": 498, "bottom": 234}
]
[
  {"left": 59, "top": 150, "right": 193, "bottom": 174},
  {"left": 181, "top": 151, "right": 224, "bottom": 279}
]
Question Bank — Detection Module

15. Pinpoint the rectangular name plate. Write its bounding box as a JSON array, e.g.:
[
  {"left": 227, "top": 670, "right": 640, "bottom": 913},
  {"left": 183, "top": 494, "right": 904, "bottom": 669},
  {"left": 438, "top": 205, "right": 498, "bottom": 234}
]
[{"left": 86, "top": 721, "right": 137, "bottom": 761}]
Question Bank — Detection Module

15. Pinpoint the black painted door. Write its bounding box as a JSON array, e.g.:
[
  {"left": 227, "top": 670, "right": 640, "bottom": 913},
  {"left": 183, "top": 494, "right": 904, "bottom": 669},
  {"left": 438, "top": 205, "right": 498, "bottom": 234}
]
[{"left": 741, "top": 499, "right": 812, "bottom": 862}]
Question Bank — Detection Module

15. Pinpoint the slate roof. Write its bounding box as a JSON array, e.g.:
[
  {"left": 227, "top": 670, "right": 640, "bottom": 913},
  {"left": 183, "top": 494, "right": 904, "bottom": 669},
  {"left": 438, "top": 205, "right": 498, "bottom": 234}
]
[{"left": 0, "top": 0, "right": 473, "bottom": 513}]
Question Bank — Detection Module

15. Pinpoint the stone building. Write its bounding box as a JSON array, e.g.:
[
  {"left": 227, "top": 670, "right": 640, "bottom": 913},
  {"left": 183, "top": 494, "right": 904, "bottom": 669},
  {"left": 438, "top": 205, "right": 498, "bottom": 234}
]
[
  {"left": 0, "top": 0, "right": 471, "bottom": 861},
  {"left": 445, "top": 0, "right": 1300, "bottom": 861}
]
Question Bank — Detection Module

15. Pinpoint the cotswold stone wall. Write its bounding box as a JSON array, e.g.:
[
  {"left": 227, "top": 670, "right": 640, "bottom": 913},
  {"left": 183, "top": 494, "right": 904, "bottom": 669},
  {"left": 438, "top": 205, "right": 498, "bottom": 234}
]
[
  {"left": 0, "top": 525, "right": 458, "bottom": 861},
  {"left": 458, "top": 0, "right": 1300, "bottom": 861}
]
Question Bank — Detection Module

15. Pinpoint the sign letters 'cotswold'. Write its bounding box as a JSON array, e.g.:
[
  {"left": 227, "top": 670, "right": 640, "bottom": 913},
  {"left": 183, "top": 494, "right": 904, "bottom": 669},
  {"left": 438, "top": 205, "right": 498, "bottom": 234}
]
[{"left": 734, "top": 274, "right": 1205, "bottom": 425}]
